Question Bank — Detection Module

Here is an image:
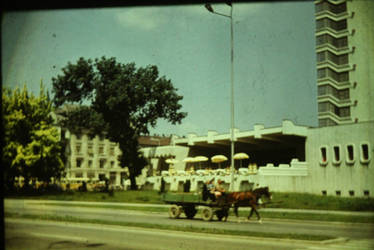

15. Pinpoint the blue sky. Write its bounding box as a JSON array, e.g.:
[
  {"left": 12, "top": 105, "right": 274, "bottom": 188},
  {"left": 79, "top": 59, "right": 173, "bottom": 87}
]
[{"left": 2, "top": 2, "right": 318, "bottom": 136}]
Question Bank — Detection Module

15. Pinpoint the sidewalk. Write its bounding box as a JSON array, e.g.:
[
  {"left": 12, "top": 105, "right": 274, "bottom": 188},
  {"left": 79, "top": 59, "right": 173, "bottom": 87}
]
[{"left": 8, "top": 199, "right": 374, "bottom": 217}]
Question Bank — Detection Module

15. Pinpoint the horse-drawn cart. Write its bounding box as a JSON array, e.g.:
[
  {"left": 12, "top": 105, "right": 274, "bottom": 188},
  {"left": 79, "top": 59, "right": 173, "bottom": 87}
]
[{"left": 161, "top": 191, "right": 230, "bottom": 221}]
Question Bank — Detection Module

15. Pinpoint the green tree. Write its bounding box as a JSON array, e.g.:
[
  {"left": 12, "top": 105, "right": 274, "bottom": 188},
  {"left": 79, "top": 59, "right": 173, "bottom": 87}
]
[
  {"left": 2, "top": 84, "right": 65, "bottom": 191},
  {"left": 52, "top": 57, "right": 187, "bottom": 190}
]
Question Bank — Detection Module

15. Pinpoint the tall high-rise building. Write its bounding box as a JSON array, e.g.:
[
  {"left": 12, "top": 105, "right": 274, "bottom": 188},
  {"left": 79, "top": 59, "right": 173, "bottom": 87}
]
[{"left": 315, "top": 0, "right": 374, "bottom": 127}]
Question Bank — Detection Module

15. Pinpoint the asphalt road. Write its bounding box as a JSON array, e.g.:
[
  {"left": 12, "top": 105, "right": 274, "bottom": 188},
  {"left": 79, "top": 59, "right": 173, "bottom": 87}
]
[
  {"left": 4, "top": 199, "right": 374, "bottom": 249},
  {"left": 5, "top": 218, "right": 322, "bottom": 250}
]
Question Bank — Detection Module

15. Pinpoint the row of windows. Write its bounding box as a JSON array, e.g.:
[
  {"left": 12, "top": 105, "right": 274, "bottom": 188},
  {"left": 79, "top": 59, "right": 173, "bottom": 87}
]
[
  {"left": 75, "top": 157, "right": 116, "bottom": 169},
  {"left": 319, "top": 118, "right": 338, "bottom": 127},
  {"left": 319, "top": 143, "right": 371, "bottom": 166},
  {"left": 75, "top": 133, "right": 106, "bottom": 141},
  {"left": 316, "top": 18, "right": 347, "bottom": 32},
  {"left": 317, "top": 51, "right": 348, "bottom": 66},
  {"left": 317, "top": 68, "right": 349, "bottom": 82},
  {"left": 316, "top": 34, "right": 348, "bottom": 49},
  {"left": 74, "top": 172, "right": 119, "bottom": 180},
  {"left": 75, "top": 143, "right": 116, "bottom": 156},
  {"left": 315, "top": 1, "right": 347, "bottom": 15},
  {"left": 321, "top": 190, "right": 370, "bottom": 197},
  {"left": 318, "top": 85, "right": 350, "bottom": 100},
  {"left": 318, "top": 102, "right": 350, "bottom": 118}
]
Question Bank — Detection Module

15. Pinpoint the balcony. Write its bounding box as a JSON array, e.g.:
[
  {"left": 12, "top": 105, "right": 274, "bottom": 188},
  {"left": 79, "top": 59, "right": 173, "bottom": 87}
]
[
  {"left": 318, "top": 111, "right": 352, "bottom": 124},
  {"left": 315, "top": 33, "right": 349, "bottom": 53},
  {"left": 316, "top": 18, "right": 348, "bottom": 36},
  {"left": 318, "top": 95, "right": 351, "bottom": 107},
  {"left": 315, "top": 1, "right": 347, "bottom": 18}
]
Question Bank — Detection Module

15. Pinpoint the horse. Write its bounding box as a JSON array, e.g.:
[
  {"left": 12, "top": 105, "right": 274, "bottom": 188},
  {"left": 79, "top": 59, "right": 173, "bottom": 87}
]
[{"left": 225, "top": 186, "right": 272, "bottom": 223}]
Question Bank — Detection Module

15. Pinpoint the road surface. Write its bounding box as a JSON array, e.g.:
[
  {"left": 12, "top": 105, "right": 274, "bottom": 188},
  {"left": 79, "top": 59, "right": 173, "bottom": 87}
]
[{"left": 4, "top": 199, "right": 374, "bottom": 249}]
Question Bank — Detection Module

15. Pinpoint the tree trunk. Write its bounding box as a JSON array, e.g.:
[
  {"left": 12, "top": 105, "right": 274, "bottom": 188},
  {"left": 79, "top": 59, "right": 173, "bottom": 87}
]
[{"left": 129, "top": 173, "right": 137, "bottom": 190}]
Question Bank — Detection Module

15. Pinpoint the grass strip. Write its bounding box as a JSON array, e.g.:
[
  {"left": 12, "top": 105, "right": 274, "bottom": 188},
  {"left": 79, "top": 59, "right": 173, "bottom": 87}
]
[
  {"left": 5, "top": 212, "right": 334, "bottom": 242},
  {"left": 36, "top": 202, "right": 374, "bottom": 224},
  {"left": 6, "top": 190, "right": 374, "bottom": 211}
]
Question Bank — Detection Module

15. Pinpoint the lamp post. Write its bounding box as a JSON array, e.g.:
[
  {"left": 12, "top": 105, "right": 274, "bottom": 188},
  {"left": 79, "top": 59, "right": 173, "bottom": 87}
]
[{"left": 205, "top": 3, "right": 235, "bottom": 191}]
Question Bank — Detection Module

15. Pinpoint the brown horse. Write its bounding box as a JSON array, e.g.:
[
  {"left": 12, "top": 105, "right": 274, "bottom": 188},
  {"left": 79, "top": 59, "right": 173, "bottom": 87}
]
[{"left": 226, "top": 187, "right": 272, "bottom": 223}]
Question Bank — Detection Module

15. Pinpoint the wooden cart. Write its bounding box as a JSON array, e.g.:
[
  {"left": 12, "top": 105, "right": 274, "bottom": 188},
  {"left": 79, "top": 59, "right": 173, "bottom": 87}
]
[{"left": 162, "top": 192, "right": 230, "bottom": 221}]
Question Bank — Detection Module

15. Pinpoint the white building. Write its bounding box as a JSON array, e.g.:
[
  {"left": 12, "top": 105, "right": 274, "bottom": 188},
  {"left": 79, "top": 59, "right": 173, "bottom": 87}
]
[
  {"left": 142, "top": 120, "right": 373, "bottom": 197},
  {"left": 315, "top": 0, "right": 374, "bottom": 126},
  {"left": 62, "top": 130, "right": 128, "bottom": 188}
]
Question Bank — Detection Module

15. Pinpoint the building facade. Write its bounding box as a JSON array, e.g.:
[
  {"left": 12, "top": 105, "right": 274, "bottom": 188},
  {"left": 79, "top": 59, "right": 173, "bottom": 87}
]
[
  {"left": 63, "top": 130, "right": 127, "bottom": 188},
  {"left": 315, "top": 0, "right": 374, "bottom": 127},
  {"left": 142, "top": 120, "right": 373, "bottom": 197}
]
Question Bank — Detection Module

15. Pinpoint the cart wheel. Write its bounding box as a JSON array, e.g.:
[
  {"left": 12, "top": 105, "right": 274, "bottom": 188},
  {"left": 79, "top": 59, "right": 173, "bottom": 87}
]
[
  {"left": 183, "top": 205, "right": 197, "bottom": 219},
  {"left": 202, "top": 207, "right": 214, "bottom": 221},
  {"left": 168, "top": 205, "right": 181, "bottom": 218}
]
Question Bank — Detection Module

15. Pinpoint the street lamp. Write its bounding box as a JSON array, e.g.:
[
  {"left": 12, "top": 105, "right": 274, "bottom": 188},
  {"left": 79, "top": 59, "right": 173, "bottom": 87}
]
[{"left": 205, "top": 3, "right": 235, "bottom": 191}]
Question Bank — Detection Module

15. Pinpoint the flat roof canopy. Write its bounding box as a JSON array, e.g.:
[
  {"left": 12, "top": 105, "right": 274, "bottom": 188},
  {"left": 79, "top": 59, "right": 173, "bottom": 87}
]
[{"left": 173, "top": 120, "right": 308, "bottom": 166}]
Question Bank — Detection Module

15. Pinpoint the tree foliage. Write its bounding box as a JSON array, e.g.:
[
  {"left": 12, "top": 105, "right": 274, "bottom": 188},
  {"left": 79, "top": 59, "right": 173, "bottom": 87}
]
[
  {"left": 52, "top": 57, "right": 187, "bottom": 189},
  {"left": 2, "top": 84, "right": 65, "bottom": 191}
]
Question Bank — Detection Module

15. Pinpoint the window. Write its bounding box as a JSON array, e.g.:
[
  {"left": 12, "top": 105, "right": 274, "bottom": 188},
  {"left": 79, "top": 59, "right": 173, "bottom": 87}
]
[
  {"left": 315, "top": 1, "right": 346, "bottom": 15},
  {"left": 364, "top": 190, "right": 370, "bottom": 197},
  {"left": 75, "top": 172, "right": 83, "bottom": 178},
  {"left": 316, "top": 34, "right": 347, "bottom": 49},
  {"left": 333, "top": 145, "right": 341, "bottom": 165},
  {"left": 110, "top": 161, "right": 115, "bottom": 168},
  {"left": 349, "top": 190, "right": 355, "bottom": 197},
  {"left": 339, "top": 107, "right": 350, "bottom": 117},
  {"left": 316, "top": 18, "right": 347, "bottom": 32},
  {"left": 322, "top": 190, "right": 327, "bottom": 196},
  {"left": 338, "top": 89, "right": 349, "bottom": 100},
  {"left": 317, "top": 69, "right": 326, "bottom": 79},
  {"left": 87, "top": 144, "right": 93, "bottom": 154},
  {"left": 88, "top": 160, "right": 93, "bottom": 168},
  {"left": 346, "top": 144, "right": 355, "bottom": 164},
  {"left": 110, "top": 147, "right": 115, "bottom": 156},
  {"left": 87, "top": 172, "right": 95, "bottom": 179},
  {"left": 336, "top": 190, "right": 341, "bottom": 196},
  {"left": 317, "top": 52, "right": 326, "bottom": 63},
  {"left": 318, "top": 102, "right": 328, "bottom": 112},
  {"left": 319, "top": 118, "right": 337, "bottom": 127},
  {"left": 320, "top": 146, "right": 328, "bottom": 165},
  {"left": 99, "top": 145, "right": 105, "bottom": 155},
  {"left": 76, "top": 143, "right": 82, "bottom": 154},
  {"left": 360, "top": 142, "right": 371, "bottom": 163},
  {"left": 318, "top": 68, "right": 349, "bottom": 82},
  {"left": 99, "top": 174, "right": 106, "bottom": 181},
  {"left": 100, "top": 159, "right": 106, "bottom": 169},
  {"left": 76, "top": 158, "right": 83, "bottom": 168}
]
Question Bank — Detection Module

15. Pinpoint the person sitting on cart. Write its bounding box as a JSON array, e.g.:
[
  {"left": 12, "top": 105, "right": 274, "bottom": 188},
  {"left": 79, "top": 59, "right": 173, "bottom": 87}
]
[
  {"left": 213, "top": 179, "right": 226, "bottom": 198},
  {"left": 206, "top": 178, "right": 216, "bottom": 201}
]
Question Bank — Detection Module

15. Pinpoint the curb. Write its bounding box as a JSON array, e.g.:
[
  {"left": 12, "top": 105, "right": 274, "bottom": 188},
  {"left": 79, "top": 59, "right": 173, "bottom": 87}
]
[{"left": 320, "top": 237, "right": 349, "bottom": 245}]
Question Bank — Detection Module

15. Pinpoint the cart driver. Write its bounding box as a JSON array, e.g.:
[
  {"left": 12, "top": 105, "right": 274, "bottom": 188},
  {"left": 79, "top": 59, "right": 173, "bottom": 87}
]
[
  {"left": 206, "top": 178, "right": 215, "bottom": 192},
  {"left": 213, "top": 179, "right": 225, "bottom": 198}
]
